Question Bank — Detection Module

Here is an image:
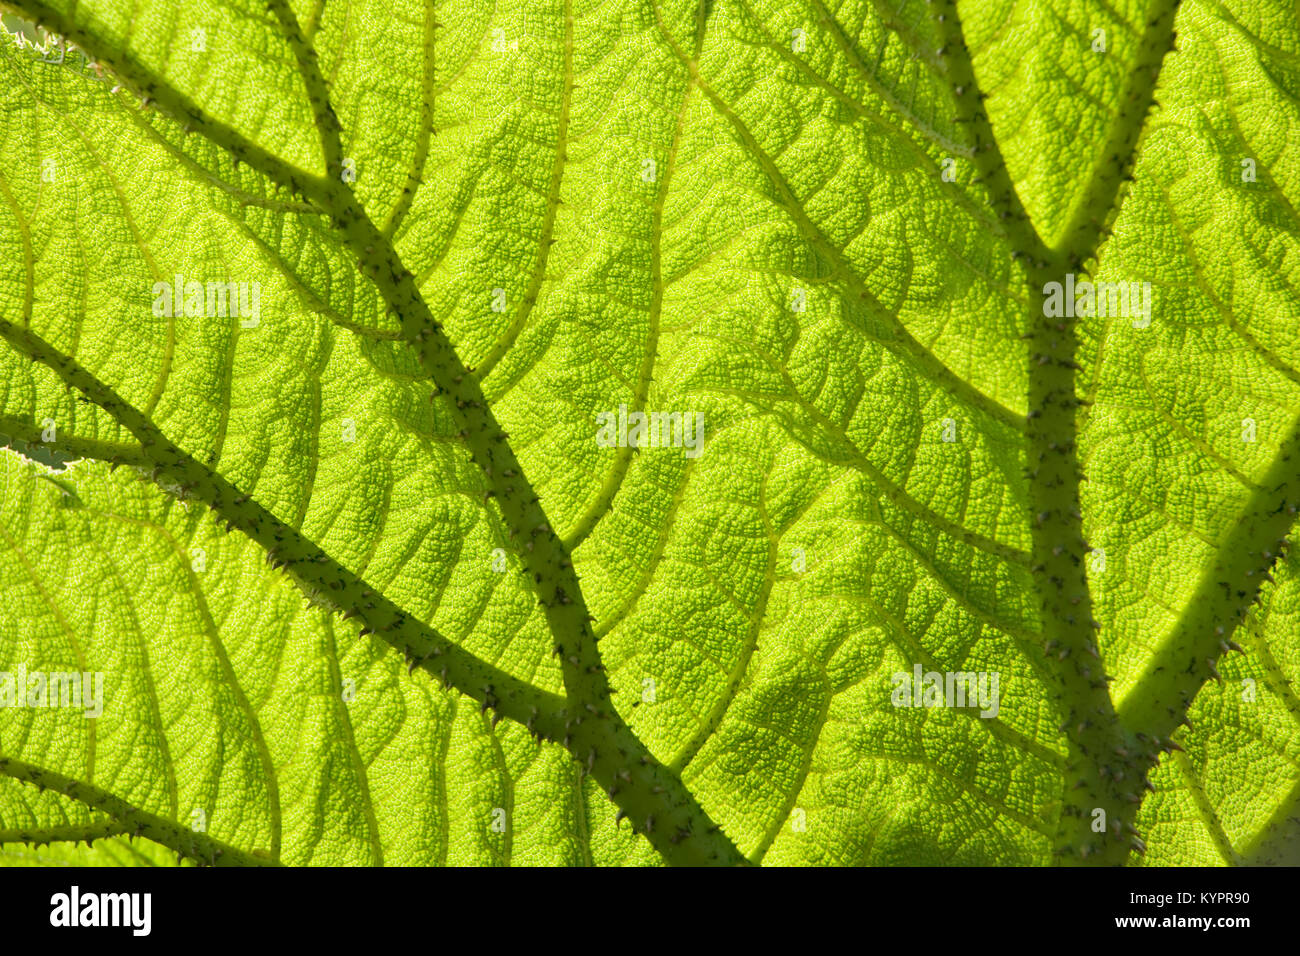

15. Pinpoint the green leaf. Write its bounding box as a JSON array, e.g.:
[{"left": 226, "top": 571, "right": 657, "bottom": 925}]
[{"left": 0, "top": 0, "right": 1295, "bottom": 867}]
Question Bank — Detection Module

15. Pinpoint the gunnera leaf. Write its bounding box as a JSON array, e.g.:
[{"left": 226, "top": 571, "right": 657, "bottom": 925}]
[{"left": 0, "top": 0, "right": 1295, "bottom": 869}]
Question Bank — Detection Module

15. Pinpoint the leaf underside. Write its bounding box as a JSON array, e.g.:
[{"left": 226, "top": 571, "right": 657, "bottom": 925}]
[{"left": 0, "top": 0, "right": 1296, "bottom": 867}]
